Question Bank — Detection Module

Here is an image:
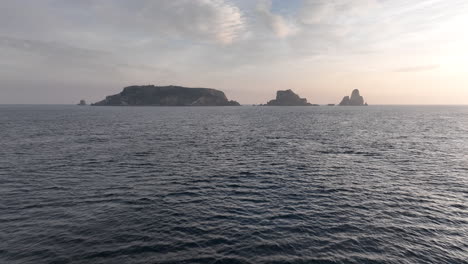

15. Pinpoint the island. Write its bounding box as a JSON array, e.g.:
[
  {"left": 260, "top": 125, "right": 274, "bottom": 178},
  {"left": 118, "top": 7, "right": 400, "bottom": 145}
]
[
  {"left": 339, "top": 89, "right": 368, "bottom": 106},
  {"left": 92, "top": 85, "right": 240, "bottom": 106},
  {"left": 77, "top": 99, "right": 87, "bottom": 106},
  {"left": 265, "top": 89, "right": 312, "bottom": 106}
]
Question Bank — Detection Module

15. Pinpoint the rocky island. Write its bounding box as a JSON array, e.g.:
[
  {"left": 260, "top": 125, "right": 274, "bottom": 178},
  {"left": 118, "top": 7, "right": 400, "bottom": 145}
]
[
  {"left": 339, "top": 89, "right": 368, "bottom": 106},
  {"left": 266, "top": 90, "right": 312, "bottom": 106},
  {"left": 92, "top": 85, "right": 240, "bottom": 106}
]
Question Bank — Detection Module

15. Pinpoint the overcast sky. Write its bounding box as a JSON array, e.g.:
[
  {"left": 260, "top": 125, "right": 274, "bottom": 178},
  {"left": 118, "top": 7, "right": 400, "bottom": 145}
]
[{"left": 1, "top": 0, "right": 468, "bottom": 104}]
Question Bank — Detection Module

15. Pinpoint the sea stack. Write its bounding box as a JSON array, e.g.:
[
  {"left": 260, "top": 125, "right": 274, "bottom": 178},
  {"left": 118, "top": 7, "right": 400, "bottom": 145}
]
[
  {"left": 266, "top": 90, "right": 311, "bottom": 106},
  {"left": 77, "top": 99, "right": 86, "bottom": 106},
  {"left": 92, "top": 85, "right": 240, "bottom": 106},
  {"left": 339, "top": 89, "right": 368, "bottom": 106}
]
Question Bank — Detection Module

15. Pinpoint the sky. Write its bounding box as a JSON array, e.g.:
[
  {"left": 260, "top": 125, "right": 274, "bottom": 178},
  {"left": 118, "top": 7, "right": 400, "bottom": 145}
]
[{"left": 1, "top": 0, "right": 468, "bottom": 105}]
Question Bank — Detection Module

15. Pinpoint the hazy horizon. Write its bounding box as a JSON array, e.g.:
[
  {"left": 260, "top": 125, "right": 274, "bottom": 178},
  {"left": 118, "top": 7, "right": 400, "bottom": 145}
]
[{"left": 1, "top": 0, "right": 468, "bottom": 105}]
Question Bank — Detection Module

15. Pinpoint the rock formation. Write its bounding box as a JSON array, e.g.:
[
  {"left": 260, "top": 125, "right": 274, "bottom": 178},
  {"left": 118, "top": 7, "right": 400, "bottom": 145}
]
[
  {"left": 77, "top": 99, "right": 86, "bottom": 106},
  {"left": 92, "top": 85, "right": 240, "bottom": 106},
  {"left": 266, "top": 90, "right": 311, "bottom": 106},
  {"left": 339, "top": 89, "right": 368, "bottom": 106}
]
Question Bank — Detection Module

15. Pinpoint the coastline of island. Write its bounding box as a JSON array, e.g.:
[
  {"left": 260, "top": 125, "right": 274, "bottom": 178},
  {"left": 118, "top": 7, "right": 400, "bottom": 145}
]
[{"left": 87, "top": 85, "right": 368, "bottom": 107}]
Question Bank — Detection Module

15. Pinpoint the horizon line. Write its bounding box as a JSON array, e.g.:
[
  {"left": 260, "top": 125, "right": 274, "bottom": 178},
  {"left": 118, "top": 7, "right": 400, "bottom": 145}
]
[{"left": 2, "top": 104, "right": 468, "bottom": 106}]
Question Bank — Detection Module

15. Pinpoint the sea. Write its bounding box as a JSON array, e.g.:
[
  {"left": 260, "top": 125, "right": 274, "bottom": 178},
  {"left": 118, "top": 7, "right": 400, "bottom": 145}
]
[{"left": 1, "top": 105, "right": 467, "bottom": 264}]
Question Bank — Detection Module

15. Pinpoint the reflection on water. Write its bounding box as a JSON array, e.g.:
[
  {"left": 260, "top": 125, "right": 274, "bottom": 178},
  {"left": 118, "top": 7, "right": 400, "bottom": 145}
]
[{"left": 1, "top": 105, "right": 467, "bottom": 264}]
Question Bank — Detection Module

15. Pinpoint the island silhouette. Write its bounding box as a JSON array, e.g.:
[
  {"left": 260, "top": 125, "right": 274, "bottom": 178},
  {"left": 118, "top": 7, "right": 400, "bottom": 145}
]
[
  {"left": 264, "top": 89, "right": 312, "bottom": 106},
  {"left": 92, "top": 85, "right": 240, "bottom": 106},
  {"left": 339, "top": 89, "right": 368, "bottom": 106},
  {"left": 91, "top": 85, "right": 368, "bottom": 106}
]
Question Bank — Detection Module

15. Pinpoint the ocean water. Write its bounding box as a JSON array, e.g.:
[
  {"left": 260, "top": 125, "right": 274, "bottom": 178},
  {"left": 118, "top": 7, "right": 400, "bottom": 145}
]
[{"left": 1, "top": 105, "right": 467, "bottom": 264}]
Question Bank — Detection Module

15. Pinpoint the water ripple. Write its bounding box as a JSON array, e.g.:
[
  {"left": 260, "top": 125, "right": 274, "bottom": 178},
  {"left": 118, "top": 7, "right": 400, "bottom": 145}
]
[{"left": 1, "top": 105, "right": 468, "bottom": 264}]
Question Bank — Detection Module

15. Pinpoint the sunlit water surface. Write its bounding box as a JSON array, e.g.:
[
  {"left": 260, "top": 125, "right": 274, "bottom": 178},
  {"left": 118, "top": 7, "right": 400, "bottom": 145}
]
[{"left": 1, "top": 105, "right": 467, "bottom": 264}]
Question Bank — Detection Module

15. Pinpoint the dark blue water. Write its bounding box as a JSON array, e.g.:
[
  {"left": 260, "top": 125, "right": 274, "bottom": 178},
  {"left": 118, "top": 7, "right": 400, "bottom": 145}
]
[{"left": 1, "top": 105, "right": 467, "bottom": 264}]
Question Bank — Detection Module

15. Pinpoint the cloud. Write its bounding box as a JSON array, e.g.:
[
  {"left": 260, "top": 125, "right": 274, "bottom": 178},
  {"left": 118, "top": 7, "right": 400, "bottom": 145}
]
[
  {"left": 1, "top": 0, "right": 468, "bottom": 104},
  {"left": 393, "top": 64, "right": 440, "bottom": 73},
  {"left": 0, "top": 36, "right": 176, "bottom": 86},
  {"left": 0, "top": 36, "right": 107, "bottom": 61},
  {"left": 90, "top": 0, "right": 247, "bottom": 45},
  {"left": 292, "top": 0, "right": 468, "bottom": 57},
  {"left": 0, "top": 36, "right": 114, "bottom": 77},
  {"left": 300, "top": 0, "right": 379, "bottom": 25},
  {"left": 0, "top": 0, "right": 247, "bottom": 45},
  {"left": 256, "top": 0, "right": 299, "bottom": 38},
  {"left": 270, "top": 0, "right": 384, "bottom": 57}
]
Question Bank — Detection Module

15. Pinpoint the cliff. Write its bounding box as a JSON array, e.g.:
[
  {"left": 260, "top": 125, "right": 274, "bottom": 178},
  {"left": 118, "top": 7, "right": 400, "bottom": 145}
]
[
  {"left": 266, "top": 90, "right": 311, "bottom": 106},
  {"left": 92, "top": 85, "right": 240, "bottom": 106},
  {"left": 339, "top": 89, "right": 368, "bottom": 106}
]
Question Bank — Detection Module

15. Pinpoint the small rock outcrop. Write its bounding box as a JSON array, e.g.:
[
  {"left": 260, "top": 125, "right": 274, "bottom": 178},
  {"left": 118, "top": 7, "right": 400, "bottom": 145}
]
[
  {"left": 92, "top": 85, "right": 240, "bottom": 106},
  {"left": 266, "top": 90, "right": 311, "bottom": 106},
  {"left": 77, "top": 99, "right": 86, "bottom": 106},
  {"left": 339, "top": 89, "right": 368, "bottom": 106}
]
